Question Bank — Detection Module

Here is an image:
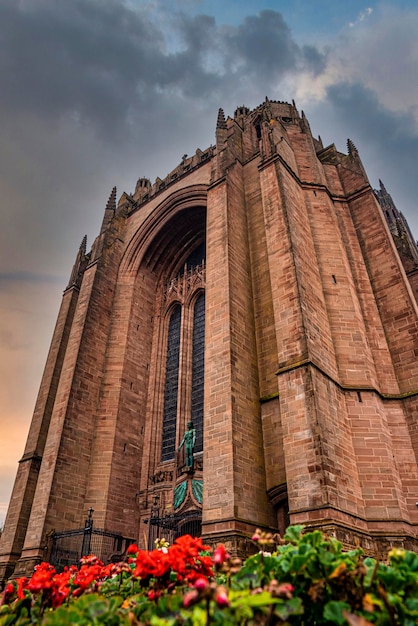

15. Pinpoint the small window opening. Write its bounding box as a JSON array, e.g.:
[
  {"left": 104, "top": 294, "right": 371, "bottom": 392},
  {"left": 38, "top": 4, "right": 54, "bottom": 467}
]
[
  {"left": 332, "top": 274, "right": 337, "bottom": 284},
  {"left": 357, "top": 391, "right": 362, "bottom": 403}
]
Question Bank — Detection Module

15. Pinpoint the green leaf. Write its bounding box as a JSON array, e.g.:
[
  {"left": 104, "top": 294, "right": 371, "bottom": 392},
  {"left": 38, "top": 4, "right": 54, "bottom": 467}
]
[
  {"left": 0, "top": 613, "right": 19, "bottom": 626},
  {"left": 289, "top": 554, "right": 310, "bottom": 573},
  {"left": 405, "top": 597, "right": 418, "bottom": 613},
  {"left": 188, "top": 606, "right": 210, "bottom": 626},
  {"left": 404, "top": 551, "right": 418, "bottom": 572},
  {"left": 231, "top": 603, "right": 253, "bottom": 624},
  {"left": 150, "top": 616, "right": 177, "bottom": 626},
  {"left": 274, "top": 597, "right": 304, "bottom": 621},
  {"left": 284, "top": 525, "right": 304, "bottom": 544},
  {"left": 230, "top": 590, "right": 278, "bottom": 609},
  {"left": 323, "top": 600, "right": 352, "bottom": 625},
  {"left": 377, "top": 567, "right": 406, "bottom": 593},
  {"left": 300, "top": 530, "right": 323, "bottom": 548},
  {"left": 87, "top": 599, "right": 111, "bottom": 619}
]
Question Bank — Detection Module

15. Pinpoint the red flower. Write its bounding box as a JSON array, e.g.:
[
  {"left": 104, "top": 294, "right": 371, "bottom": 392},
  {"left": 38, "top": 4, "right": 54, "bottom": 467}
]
[
  {"left": 183, "top": 589, "right": 199, "bottom": 608},
  {"left": 174, "top": 535, "right": 210, "bottom": 555},
  {"left": 194, "top": 576, "right": 209, "bottom": 591},
  {"left": 148, "top": 589, "right": 161, "bottom": 601},
  {"left": 79, "top": 555, "right": 103, "bottom": 566},
  {"left": 16, "top": 577, "right": 29, "bottom": 600},
  {"left": 214, "top": 587, "right": 230, "bottom": 607},
  {"left": 27, "top": 562, "right": 56, "bottom": 593},
  {"left": 1, "top": 582, "right": 15, "bottom": 604},
  {"left": 73, "top": 563, "right": 103, "bottom": 591},
  {"left": 127, "top": 543, "right": 139, "bottom": 555},
  {"left": 133, "top": 549, "right": 171, "bottom": 579},
  {"left": 100, "top": 563, "right": 117, "bottom": 577},
  {"left": 213, "top": 545, "right": 229, "bottom": 566},
  {"left": 50, "top": 569, "right": 73, "bottom": 608},
  {"left": 276, "top": 583, "right": 294, "bottom": 599},
  {"left": 132, "top": 535, "right": 213, "bottom": 584}
]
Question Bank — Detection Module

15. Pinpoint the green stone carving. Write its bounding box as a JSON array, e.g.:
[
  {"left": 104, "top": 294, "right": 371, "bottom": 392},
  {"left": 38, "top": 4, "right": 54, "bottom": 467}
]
[
  {"left": 173, "top": 481, "right": 187, "bottom": 509},
  {"left": 192, "top": 479, "right": 203, "bottom": 504}
]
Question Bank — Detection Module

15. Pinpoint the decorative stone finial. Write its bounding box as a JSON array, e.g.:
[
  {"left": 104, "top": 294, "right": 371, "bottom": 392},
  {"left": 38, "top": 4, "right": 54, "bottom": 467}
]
[
  {"left": 67, "top": 234, "right": 89, "bottom": 288},
  {"left": 216, "top": 108, "right": 227, "bottom": 130},
  {"left": 347, "top": 139, "right": 358, "bottom": 156},
  {"left": 106, "top": 186, "right": 117, "bottom": 212},
  {"left": 79, "top": 234, "right": 87, "bottom": 255},
  {"left": 100, "top": 186, "right": 117, "bottom": 234}
]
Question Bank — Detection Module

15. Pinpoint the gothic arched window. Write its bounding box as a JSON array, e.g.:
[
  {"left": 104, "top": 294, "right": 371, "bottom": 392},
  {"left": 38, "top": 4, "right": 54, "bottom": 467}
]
[
  {"left": 191, "top": 293, "right": 205, "bottom": 453},
  {"left": 159, "top": 247, "right": 205, "bottom": 464},
  {"left": 161, "top": 305, "right": 182, "bottom": 461}
]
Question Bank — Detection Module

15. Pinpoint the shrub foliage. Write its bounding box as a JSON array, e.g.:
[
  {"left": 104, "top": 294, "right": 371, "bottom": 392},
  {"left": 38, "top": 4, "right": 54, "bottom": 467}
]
[{"left": 1, "top": 526, "right": 417, "bottom": 625}]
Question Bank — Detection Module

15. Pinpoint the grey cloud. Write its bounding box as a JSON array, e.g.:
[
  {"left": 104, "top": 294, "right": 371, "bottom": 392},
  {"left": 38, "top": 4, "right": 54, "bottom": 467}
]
[
  {"left": 0, "top": 2, "right": 322, "bottom": 139},
  {"left": 0, "top": 1, "right": 330, "bottom": 281},
  {"left": 224, "top": 10, "right": 299, "bottom": 77},
  {"left": 327, "top": 82, "right": 417, "bottom": 139},
  {"left": 156, "top": 13, "right": 223, "bottom": 97},
  {"left": 0, "top": 1, "right": 327, "bottom": 273},
  {"left": 175, "top": 13, "right": 217, "bottom": 54},
  {"left": 301, "top": 45, "right": 327, "bottom": 76},
  {"left": 324, "top": 81, "right": 418, "bottom": 238},
  {"left": 0, "top": 0, "right": 163, "bottom": 134}
]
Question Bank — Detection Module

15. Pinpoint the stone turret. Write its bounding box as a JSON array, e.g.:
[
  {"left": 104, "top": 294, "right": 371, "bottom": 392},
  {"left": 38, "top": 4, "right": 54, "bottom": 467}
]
[
  {"left": 133, "top": 177, "right": 151, "bottom": 203},
  {"left": 100, "top": 187, "right": 117, "bottom": 235},
  {"left": 67, "top": 235, "right": 89, "bottom": 289},
  {"left": 375, "top": 180, "right": 418, "bottom": 287}
]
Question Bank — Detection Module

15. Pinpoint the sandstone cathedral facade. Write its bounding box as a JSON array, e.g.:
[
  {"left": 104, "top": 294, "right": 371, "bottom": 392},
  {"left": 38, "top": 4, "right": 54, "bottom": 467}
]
[{"left": 1, "top": 99, "right": 418, "bottom": 582}]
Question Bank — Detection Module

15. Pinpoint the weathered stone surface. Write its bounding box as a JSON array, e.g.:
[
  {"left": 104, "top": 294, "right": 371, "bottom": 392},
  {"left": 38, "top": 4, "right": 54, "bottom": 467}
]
[{"left": 1, "top": 100, "right": 418, "bottom": 582}]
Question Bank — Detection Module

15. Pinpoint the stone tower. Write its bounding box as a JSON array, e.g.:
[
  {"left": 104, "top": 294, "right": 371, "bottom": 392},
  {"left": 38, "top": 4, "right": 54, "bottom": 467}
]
[
  {"left": 375, "top": 179, "right": 418, "bottom": 301},
  {"left": 1, "top": 99, "right": 418, "bottom": 582}
]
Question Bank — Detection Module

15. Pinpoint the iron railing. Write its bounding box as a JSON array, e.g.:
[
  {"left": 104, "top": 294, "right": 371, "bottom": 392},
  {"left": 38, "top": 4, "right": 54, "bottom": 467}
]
[
  {"left": 50, "top": 526, "right": 135, "bottom": 571},
  {"left": 146, "top": 508, "right": 202, "bottom": 549}
]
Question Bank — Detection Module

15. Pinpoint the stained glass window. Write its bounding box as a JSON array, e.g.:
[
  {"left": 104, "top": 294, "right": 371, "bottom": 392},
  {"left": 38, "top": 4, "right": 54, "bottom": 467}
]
[
  {"left": 191, "top": 293, "right": 205, "bottom": 453},
  {"left": 161, "top": 305, "right": 181, "bottom": 461},
  {"left": 160, "top": 242, "right": 205, "bottom": 464}
]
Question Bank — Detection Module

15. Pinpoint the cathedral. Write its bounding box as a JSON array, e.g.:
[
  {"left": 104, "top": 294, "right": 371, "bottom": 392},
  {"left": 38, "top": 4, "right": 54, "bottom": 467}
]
[{"left": 1, "top": 98, "right": 418, "bottom": 582}]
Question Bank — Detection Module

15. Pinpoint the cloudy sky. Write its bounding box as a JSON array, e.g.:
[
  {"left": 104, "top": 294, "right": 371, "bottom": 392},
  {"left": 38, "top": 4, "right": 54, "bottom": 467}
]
[{"left": 1, "top": 0, "right": 418, "bottom": 525}]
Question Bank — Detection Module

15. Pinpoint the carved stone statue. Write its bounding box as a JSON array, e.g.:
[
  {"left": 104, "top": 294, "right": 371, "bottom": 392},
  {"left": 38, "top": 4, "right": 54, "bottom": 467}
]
[{"left": 178, "top": 421, "right": 196, "bottom": 468}]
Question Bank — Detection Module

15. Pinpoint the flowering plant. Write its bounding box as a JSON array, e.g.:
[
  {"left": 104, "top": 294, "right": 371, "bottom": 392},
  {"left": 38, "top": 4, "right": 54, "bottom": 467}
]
[{"left": 1, "top": 526, "right": 417, "bottom": 625}]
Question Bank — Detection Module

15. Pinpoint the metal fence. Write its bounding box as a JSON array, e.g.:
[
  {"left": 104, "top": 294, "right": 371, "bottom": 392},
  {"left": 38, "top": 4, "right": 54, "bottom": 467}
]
[
  {"left": 50, "top": 526, "right": 135, "bottom": 571},
  {"left": 147, "top": 509, "right": 202, "bottom": 549},
  {"left": 50, "top": 508, "right": 203, "bottom": 568}
]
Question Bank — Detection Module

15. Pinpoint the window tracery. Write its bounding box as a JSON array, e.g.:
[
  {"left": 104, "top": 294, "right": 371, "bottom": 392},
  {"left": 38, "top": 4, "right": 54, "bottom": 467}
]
[{"left": 160, "top": 255, "right": 206, "bottom": 464}]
